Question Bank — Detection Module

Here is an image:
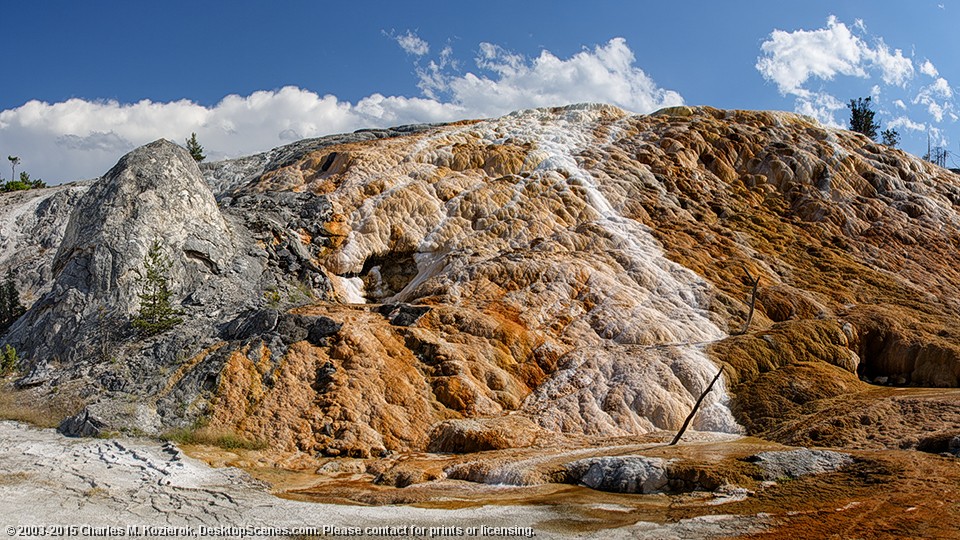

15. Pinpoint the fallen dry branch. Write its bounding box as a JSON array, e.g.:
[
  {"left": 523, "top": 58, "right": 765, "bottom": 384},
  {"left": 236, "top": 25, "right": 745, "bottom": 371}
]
[
  {"left": 736, "top": 264, "right": 760, "bottom": 335},
  {"left": 670, "top": 366, "right": 725, "bottom": 446}
]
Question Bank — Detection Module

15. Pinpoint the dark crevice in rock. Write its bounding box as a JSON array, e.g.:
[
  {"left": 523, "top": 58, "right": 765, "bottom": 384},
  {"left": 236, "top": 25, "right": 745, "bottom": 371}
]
[
  {"left": 183, "top": 250, "right": 220, "bottom": 274},
  {"left": 856, "top": 327, "right": 960, "bottom": 387},
  {"left": 378, "top": 303, "right": 431, "bottom": 326}
]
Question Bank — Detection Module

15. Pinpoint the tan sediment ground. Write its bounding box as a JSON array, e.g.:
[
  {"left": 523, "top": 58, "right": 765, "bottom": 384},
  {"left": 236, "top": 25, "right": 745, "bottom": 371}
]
[{"left": 0, "top": 421, "right": 775, "bottom": 539}]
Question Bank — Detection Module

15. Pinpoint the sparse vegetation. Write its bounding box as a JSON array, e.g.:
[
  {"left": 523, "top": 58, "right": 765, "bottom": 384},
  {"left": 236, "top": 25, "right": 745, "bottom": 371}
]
[
  {"left": 132, "top": 240, "right": 183, "bottom": 336},
  {"left": 1, "top": 157, "right": 44, "bottom": 192},
  {"left": 264, "top": 286, "right": 281, "bottom": 308},
  {"left": 1, "top": 172, "right": 46, "bottom": 192},
  {"left": 0, "top": 345, "right": 17, "bottom": 375},
  {"left": 0, "top": 382, "right": 84, "bottom": 428},
  {"left": 7, "top": 156, "right": 20, "bottom": 184},
  {"left": 848, "top": 97, "right": 900, "bottom": 151},
  {"left": 925, "top": 145, "right": 949, "bottom": 167},
  {"left": 161, "top": 425, "right": 268, "bottom": 450}
]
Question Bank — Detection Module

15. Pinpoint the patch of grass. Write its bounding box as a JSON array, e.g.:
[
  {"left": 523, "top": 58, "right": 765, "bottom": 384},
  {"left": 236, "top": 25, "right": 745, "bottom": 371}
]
[
  {"left": 0, "top": 383, "right": 83, "bottom": 428},
  {"left": 264, "top": 287, "right": 281, "bottom": 309},
  {"left": 83, "top": 486, "right": 109, "bottom": 498},
  {"left": 0, "top": 472, "right": 30, "bottom": 485},
  {"left": 161, "top": 426, "right": 269, "bottom": 451}
]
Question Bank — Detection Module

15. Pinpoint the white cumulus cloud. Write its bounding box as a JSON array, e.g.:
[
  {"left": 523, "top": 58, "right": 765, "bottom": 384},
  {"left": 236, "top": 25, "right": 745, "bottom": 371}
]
[
  {"left": 794, "top": 92, "right": 846, "bottom": 128},
  {"left": 390, "top": 30, "right": 430, "bottom": 56},
  {"left": 756, "top": 16, "right": 915, "bottom": 96},
  {"left": 755, "top": 14, "right": 958, "bottom": 152},
  {"left": 756, "top": 16, "right": 872, "bottom": 97},
  {"left": 432, "top": 38, "right": 683, "bottom": 118},
  {"left": 913, "top": 77, "right": 955, "bottom": 122},
  {"left": 866, "top": 40, "right": 914, "bottom": 87},
  {"left": 887, "top": 116, "right": 926, "bottom": 132},
  {"left": 920, "top": 59, "right": 939, "bottom": 77},
  {"left": 0, "top": 37, "right": 682, "bottom": 184}
]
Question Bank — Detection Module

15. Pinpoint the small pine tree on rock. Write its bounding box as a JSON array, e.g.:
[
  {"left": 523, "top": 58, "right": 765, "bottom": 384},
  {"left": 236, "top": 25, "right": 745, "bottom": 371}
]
[
  {"left": 132, "top": 240, "right": 183, "bottom": 336},
  {"left": 185, "top": 132, "right": 205, "bottom": 163},
  {"left": 881, "top": 128, "right": 901, "bottom": 148},
  {"left": 0, "top": 269, "right": 24, "bottom": 332}
]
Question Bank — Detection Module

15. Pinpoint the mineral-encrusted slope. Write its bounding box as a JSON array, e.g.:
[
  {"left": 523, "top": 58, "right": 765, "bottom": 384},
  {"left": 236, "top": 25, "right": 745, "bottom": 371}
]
[{"left": 3, "top": 105, "right": 960, "bottom": 457}]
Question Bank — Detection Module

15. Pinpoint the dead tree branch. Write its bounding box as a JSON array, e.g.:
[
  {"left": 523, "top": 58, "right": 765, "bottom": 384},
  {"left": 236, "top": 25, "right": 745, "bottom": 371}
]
[
  {"left": 670, "top": 366, "right": 725, "bottom": 446},
  {"left": 735, "top": 264, "right": 760, "bottom": 335}
]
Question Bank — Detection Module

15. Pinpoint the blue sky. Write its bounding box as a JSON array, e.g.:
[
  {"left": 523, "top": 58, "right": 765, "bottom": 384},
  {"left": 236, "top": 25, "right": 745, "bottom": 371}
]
[{"left": 1, "top": 1, "right": 957, "bottom": 183}]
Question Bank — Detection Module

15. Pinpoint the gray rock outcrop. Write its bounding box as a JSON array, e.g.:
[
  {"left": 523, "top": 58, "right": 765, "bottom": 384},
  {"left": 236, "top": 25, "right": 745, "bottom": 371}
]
[
  {"left": 2, "top": 140, "right": 275, "bottom": 423},
  {"left": 565, "top": 456, "right": 671, "bottom": 494},
  {"left": 744, "top": 448, "right": 853, "bottom": 480},
  {"left": 57, "top": 408, "right": 108, "bottom": 438},
  {"left": 0, "top": 184, "right": 90, "bottom": 307},
  {"left": 7, "top": 140, "right": 257, "bottom": 382}
]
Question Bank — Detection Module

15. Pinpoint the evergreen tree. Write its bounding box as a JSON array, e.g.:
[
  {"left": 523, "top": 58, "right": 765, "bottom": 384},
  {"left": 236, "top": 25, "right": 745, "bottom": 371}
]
[
  {"left": 185, "top": 133, "right": 205, "bottom": 162},
  {"left": 848, "top": 97, "right": 880, "bottom": 139},
  {"left": 132, "top": 240, "right": 183, "bottom": 336},
  {"left": 881, "top": 128, "right": 901, "bottom": 148},
  {"left": 0, "top": 269, "right": 24, "bottom": 332}
]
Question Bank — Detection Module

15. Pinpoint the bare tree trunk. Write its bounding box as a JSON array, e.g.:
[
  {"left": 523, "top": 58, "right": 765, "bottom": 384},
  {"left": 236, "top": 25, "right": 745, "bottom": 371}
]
[
  {"left": 735, "top": 264, "right": 760, "bottom": 335},
  {"left": 669, "top": 366, "right": 725, "bottom": 446}
]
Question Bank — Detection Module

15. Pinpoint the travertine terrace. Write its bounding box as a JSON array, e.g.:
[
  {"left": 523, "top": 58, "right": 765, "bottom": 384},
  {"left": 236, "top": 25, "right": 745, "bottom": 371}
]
[{"left": 3, "top": 104, "right": 960, "bottom": 537}]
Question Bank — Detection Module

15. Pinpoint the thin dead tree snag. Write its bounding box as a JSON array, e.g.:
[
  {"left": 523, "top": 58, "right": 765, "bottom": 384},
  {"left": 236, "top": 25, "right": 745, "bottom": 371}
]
[
  {"left": 735, "top": 264, "right": 760, "bottom": 336},
  {"left": 670, "top": 366, "right": 725, "bottom": 446}
]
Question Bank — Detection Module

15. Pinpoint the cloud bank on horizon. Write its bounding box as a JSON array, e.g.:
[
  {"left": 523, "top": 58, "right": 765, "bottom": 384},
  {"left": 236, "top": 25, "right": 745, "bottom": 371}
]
[
  {"left": 1, "top": 14, "right": 956, "bottom": 184},
  {"left": 756, "top": 15, "right": 956, "bottom": 146},
  {"left": 0, "top": 36, "right": 682, "bottom": 184}
]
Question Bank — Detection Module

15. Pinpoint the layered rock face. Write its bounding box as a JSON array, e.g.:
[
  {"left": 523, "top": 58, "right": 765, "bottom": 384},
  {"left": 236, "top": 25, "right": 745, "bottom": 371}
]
[
  {"left": 4, "top": 105, "right": 960, "bottom": 457},
  {"left": 0, "top": 183, "right": 89, "bottom": 304},
  {"left": 5, "top": 141, "right": 262, "bottom": 414}
]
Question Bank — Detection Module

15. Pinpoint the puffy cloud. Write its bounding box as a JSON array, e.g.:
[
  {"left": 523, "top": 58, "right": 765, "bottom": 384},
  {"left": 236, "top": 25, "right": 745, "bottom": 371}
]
[
  {"left": 0, "top": 38, "right": 681, "bottom": 184},
  {"left": 433, "top": 38, "right": 683, "bottom": 118},
  {"left": 887, "top": 116, "right": 926, "bottom": 132},
  {"left": 390, "top": 30, "right": 430, "bottom": 56},
  {"left": 756, "top": 16, "right": 870, "bottom": 97},
  {"left": 756, "top": 14, "right": 957, "bottom": 149},
  {"left": 794, "top": 92, "right": 846, "bottom": 128},
  {"left": 929, "top": 126, "right": 949, "bottom": 147},
  {"left": 913, "top": 77, "right": 955, "bottom": 122},
  {"left": 930, "top": 77, "right": 953, "bottom": 99},
  {"left": 867, "top": 40, "right": 913, "bottom": 87},
  {"left": 756, "top": 15, "right": 914, "bottom": 97},
  {"left": 920, "top": 59, "right": 939, "bottom": 77}
]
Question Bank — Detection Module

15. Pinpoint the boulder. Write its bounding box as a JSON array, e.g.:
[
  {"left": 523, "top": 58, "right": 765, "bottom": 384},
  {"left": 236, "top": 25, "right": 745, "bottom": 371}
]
[
  {"left": 222, "top": 309, "right": 279, "bottom": 341},
  {"left": 7, "top": 139, "right": 245, "bottom": 369},
  {"left": 378, "top": 303, "right": 430, "bottom": 326},
  {"left": 565, "top": 456, "right": 671, "bottom": 494},
  {"left": 58, "top": 409, "right": 108, "bottom": 438},
  {"left": 744, "top": 448, "right": 853, "bottom": 480}
]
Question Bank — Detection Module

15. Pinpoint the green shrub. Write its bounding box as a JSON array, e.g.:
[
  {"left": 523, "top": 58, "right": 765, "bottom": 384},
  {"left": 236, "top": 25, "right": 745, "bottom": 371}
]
[
  {"left": 1, "top": 172, "right": 46, "bottom": 193},
  {"left": 0, "top": 345, "right": 16, "bottom": 375}
]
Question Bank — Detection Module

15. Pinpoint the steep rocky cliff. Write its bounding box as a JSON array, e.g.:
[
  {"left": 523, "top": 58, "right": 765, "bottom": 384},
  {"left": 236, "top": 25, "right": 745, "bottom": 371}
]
[{"left": 3, "top": 104, "right": 960, "bottom": 459}]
